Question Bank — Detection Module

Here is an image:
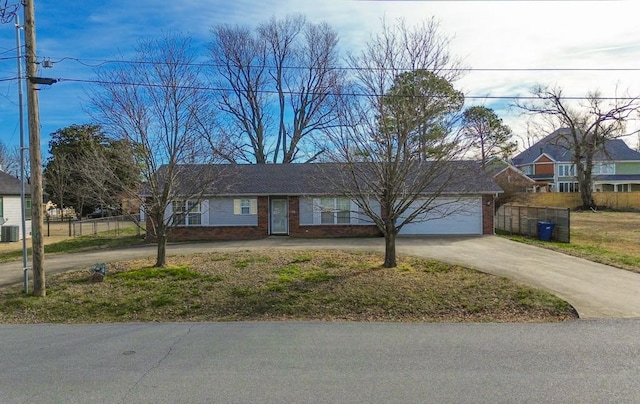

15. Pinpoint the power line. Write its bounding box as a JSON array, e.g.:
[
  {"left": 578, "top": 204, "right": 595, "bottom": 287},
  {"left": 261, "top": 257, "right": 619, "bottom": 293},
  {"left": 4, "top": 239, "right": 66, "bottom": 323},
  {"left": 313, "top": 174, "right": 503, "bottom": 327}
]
[
  {"left": 46, "top": 56, "right": 640, "bottom": 73},
  {"left": 49, "top": 76, "right": 640, "bottom": 101}
]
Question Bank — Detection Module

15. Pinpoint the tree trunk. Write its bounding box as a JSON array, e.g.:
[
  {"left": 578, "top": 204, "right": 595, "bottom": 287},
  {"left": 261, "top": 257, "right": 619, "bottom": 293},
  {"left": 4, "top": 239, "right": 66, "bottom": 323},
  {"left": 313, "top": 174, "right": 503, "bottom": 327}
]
[
  {"left": 154, "top": 226, "right": 167, "bottom": 267},
  {"left": 577, "top": 160, "right": 596, "bottom": 210},
  {"left": 384, "top": 232, "right": 397, "bottom": 268},
  {"left": 580, "top": 178, "right": 595, "bottom": 210},
  {"left": 383, "top": 219, "right": 397, "bottom": 267}
]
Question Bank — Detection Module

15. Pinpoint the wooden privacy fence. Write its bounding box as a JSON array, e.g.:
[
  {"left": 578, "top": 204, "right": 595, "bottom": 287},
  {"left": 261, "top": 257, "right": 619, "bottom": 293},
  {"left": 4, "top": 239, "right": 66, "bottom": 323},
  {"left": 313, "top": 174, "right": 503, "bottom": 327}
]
[
  {"left": 525, "top": 192, "right": 640, "bottom": 211},
  {"left": 496, "top": 205, "right": 570, "bottom": 243}
]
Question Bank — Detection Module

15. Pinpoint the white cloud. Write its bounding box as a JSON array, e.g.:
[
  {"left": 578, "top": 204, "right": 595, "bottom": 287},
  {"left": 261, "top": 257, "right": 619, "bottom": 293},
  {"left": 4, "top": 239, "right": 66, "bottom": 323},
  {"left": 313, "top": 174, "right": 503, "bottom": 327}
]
[{"left": 1, "top": 0, "right": 639, "bottom": 151}]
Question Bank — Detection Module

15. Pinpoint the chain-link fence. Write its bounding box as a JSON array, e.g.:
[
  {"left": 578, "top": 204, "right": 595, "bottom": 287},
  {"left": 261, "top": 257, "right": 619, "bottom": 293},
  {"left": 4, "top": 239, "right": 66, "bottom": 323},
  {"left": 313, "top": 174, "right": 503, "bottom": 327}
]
[{"left": 45, "top": 215, "right": 144, "bottom": 238}]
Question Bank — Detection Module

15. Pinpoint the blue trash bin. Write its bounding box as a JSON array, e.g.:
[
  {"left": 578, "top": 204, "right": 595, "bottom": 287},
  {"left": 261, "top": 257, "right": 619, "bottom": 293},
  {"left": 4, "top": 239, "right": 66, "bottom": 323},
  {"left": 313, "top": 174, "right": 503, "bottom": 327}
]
[{"left": 537, "top": 221, "right": 555, "bottom": 241}]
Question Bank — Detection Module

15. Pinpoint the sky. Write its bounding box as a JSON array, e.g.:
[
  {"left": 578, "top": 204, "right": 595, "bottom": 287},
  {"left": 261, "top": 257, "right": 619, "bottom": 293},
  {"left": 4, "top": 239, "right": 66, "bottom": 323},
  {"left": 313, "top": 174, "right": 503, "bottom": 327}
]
[{"left": 1, "top": 0, "right": 639, "bottom": 160}]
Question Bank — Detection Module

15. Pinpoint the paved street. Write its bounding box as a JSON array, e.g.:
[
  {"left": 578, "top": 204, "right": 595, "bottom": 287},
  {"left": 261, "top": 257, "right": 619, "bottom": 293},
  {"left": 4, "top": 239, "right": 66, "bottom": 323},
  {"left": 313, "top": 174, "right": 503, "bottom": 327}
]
[
  {"left": 2, "top": 236, "right": 640, "bottom": 318},
  {"left": 2, "top": 320, "right": 640, "bottom": 403}
]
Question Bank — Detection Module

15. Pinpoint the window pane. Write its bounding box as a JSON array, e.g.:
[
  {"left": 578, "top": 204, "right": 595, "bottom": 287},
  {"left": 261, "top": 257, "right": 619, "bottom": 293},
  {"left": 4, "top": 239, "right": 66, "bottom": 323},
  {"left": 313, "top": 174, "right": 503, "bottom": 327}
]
[
  {"left": 336, "top": 198, "right": 350, "bottom": 224},
  {"left": 319, "top": 198, "right": 333, "bottom": 209},
  {"left": 187, "top": 201, "right": 200, "bottom": 212},
  {"left": 188, "top": 213, "right": 201, "bottom": 225},
  {"left": 320, "top": 211, "right": 334, "bottom": 224},
  {"left": 336, "top": 198, "right": 350, "bottom": 211},
  {"left": 240, "top": 199, "right": 250, "bottom": 215},
  {"left": 336, "top": 211, "right": 350, "bottom": 224}
]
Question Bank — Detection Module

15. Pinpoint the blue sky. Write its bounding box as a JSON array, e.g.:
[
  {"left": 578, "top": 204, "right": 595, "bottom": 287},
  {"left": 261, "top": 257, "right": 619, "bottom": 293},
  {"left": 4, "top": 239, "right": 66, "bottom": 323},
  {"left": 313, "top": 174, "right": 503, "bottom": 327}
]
[{"left": 1, "top": 0, "right": 639, "bottom": 158}]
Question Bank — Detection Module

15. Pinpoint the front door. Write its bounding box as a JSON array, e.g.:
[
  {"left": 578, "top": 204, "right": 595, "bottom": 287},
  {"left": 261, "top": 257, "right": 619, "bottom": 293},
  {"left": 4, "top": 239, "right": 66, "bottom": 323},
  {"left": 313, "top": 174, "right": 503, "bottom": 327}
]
[{"left": 270, "top": 198, "right": 288, "bottom": 235}]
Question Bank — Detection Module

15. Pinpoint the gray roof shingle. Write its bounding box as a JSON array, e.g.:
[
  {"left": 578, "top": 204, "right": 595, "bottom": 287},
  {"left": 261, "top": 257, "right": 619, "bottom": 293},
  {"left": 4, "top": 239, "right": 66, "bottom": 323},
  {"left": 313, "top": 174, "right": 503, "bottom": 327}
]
[
  {"left": 512, "top": 128, "right": 640, "bottom": 165},
  {"left": 151, "top": 162, "right": 502, "bottom": 196},
  {"left": 0, "top": 170, "right": 29, "bottom": 196}
]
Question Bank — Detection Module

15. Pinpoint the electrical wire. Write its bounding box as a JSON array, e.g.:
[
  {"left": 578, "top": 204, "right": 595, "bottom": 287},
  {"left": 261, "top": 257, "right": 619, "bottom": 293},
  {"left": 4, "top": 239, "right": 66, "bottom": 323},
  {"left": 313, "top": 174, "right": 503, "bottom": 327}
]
[
  {"left": 47, "top": 56, "right": 640, "bottom": 73},
  {"left": 49, "top": 76, "right": 640, "bottom": 101}
]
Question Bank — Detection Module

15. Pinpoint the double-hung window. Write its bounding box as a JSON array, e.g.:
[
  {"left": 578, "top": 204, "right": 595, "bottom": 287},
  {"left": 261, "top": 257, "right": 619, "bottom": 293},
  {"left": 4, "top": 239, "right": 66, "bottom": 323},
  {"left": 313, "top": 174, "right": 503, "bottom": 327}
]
[
  {"left": 318, "top": 197, "right": 351, "bottom": 224},
  {"left": 173, "top": 200, "right": 201, "bottom": 225},
  {"left": 233, "top": 198, "right": 257, "bottom": 215}
]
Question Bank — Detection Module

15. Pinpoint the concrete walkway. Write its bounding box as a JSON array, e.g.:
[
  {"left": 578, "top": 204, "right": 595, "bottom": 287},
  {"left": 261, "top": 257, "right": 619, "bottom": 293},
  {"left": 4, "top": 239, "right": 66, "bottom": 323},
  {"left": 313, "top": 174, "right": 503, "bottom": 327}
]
[{"left": 1, "top": 236, "right": 640, "bottom": 319}]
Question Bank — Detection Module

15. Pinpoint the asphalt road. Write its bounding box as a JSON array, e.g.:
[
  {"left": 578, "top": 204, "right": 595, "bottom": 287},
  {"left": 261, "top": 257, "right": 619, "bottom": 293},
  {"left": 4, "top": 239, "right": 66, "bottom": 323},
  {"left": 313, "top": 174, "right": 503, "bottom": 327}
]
[
  {"left": 2, "top": 320, "right": 640, "bottom": 403},
  {"left": 2, "top": 236, "right": 640, "bottom": 318}
]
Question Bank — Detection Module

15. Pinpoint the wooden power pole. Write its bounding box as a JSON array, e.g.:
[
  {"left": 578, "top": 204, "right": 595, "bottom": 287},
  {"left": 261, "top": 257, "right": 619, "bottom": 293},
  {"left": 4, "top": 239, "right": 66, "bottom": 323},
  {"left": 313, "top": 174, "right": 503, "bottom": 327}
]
[{"left": 23, "top": 0, "right": 45, "bottom": 296}]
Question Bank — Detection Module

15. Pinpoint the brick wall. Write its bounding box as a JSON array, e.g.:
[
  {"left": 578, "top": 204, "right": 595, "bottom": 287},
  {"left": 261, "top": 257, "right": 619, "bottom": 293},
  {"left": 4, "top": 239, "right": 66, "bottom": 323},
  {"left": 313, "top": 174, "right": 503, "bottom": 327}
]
[
  {"left": 482, "top": 194, "right": 495, "bottom": 235},
  {"left": 167, "top": 225, "right": 265, "bottom": 241}
]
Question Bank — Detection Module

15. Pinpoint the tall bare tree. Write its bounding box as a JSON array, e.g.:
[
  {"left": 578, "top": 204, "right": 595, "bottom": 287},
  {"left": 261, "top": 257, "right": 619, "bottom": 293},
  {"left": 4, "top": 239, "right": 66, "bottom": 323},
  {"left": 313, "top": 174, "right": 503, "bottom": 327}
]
[
  {"left": 325, "top": 18, "right": 469, "bottom": 268},
  {"left": 518, "top": 85, "right": 640, "bottom": 209},
  {"left": 0, "top": 141, "right": 19, "bottom": 175},
  {"left": 209, "top": 14, "right": 343, "bottom": 163},
  {"left": 89, "top": 34, "right": 224, "bottom": 267}
]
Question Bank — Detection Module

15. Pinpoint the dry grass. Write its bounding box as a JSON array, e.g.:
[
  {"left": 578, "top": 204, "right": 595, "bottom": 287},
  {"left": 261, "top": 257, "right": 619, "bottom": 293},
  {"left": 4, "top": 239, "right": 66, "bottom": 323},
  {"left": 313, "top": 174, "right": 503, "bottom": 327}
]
[
  {"left": 0, "top": 250, "right": 577, "bottom": 324},
  {"left": 509, "top": 211, "right": 640, "bottom": 273}
]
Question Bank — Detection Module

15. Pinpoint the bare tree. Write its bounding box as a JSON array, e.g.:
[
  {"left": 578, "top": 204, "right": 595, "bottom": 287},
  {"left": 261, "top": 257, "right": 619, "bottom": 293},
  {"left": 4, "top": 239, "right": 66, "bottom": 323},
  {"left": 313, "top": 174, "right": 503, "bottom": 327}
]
[
  {"left": 325, "top": 18, "right": 469, "bottom": 268},
  {"left": 0, "top": 141, "right": 19, "bottom": 175},
  {"left": 209, "top": 14, "right": 343, "bottom": 163},
  {"left": 518, "top": 85, "right": 640, "bottom": 209},
  {"left": 89, "top": 34, "right": 224, "bottom": 267}
]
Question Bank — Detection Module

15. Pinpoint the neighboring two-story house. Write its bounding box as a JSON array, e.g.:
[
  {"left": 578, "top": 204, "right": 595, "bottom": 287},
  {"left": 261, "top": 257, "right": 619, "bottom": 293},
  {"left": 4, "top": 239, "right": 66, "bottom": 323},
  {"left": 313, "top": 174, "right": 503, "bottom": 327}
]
[{"left": 512, "top": 128, "right": 640, "bottom": 193}]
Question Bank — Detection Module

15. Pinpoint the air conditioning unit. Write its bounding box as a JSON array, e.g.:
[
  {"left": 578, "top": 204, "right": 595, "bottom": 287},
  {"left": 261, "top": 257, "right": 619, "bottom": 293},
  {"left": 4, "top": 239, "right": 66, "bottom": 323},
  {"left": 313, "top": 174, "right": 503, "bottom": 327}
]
[{"left": 1, "top": 226, "right": 19, "bottom": 242}]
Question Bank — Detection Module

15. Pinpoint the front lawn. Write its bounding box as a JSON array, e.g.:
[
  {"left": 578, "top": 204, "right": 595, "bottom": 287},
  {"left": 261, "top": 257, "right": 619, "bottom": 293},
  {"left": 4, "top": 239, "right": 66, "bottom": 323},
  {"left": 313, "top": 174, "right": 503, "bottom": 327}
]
[
  {"left": 0, "top": 250, "right": 577, "bottom": 323},
  {"left": 504, "top": 211, "right": 640, "bottom": 274}
]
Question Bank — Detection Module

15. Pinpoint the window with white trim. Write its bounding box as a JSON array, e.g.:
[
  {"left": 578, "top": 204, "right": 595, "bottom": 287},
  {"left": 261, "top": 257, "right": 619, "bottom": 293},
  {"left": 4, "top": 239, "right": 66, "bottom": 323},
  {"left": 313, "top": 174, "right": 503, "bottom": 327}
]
[
  {"left": 172, "top": 200, "right": 201, "bottom": 225},
  {"left": 557, "top": 164, "right": 575, "bottom": 177},
  {"left": 592, "top": 163, "right": 615, "bottom": 175},
  {"left": 233, "top": 198, "right": 257, "bottom": 215},
  {"left": 317, "top": 197, "right": 351, "bottom": 224}
]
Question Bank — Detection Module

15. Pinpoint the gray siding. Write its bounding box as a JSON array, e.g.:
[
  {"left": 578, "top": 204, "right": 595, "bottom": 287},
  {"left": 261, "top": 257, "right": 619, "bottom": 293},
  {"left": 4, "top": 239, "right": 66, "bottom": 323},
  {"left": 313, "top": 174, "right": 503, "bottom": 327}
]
[{"left": 208, "top": 198, "right": 258, "bottom": 226}]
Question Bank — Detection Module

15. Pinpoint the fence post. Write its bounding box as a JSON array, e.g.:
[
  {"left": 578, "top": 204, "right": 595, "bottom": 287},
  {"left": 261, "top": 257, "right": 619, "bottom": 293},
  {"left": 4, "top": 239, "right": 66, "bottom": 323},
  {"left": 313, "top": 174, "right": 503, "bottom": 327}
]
[{"left": 68, "top": 217, "right": 72, "bottom": 237}]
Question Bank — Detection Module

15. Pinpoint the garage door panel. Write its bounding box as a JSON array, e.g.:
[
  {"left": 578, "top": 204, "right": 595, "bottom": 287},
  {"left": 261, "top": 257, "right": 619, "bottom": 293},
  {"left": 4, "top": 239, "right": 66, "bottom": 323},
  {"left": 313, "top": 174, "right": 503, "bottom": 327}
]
[{"left": 398, "top": 197, "right": 482, "bottom": 235}]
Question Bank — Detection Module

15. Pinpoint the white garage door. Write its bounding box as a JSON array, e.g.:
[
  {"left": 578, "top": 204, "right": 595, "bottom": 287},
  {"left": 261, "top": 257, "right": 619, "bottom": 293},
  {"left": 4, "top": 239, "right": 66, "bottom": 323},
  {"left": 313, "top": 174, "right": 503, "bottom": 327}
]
[{"left": 398, "top": 197, "right": 483, "bottom": 235}]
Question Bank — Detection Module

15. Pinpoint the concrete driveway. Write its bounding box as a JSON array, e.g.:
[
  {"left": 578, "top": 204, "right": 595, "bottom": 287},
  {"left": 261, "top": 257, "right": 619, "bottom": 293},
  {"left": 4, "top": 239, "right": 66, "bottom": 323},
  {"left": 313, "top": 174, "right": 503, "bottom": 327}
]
[{"left": 1, "top": 236, "right": 640, "bottom": 319}]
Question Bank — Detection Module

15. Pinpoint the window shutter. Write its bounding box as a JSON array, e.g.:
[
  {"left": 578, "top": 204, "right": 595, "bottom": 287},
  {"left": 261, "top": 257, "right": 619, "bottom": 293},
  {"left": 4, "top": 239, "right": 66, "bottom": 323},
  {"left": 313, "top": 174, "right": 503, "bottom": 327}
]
[
  {"left": 233, "top": 199, "right": 241, "bottom": 215},
  {"left": 250, "top": 198, "right": 258, "bottom": 215}
]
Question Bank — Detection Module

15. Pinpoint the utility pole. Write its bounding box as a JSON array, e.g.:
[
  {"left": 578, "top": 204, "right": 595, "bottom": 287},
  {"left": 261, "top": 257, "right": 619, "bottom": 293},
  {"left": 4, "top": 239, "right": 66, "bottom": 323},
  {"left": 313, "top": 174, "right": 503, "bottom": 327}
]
[
  {"left": 15, "top": 12, "right": 29, "bottom": 293},
  {"left": 23, "top": 0, "right": 45, "bottom": 296}
]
